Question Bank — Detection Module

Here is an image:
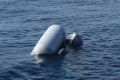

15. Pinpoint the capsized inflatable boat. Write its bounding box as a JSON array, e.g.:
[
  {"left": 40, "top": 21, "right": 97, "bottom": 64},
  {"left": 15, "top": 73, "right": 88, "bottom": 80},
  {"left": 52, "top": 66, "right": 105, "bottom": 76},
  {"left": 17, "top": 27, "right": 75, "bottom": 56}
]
[
  {"left": 31, "top": 25, "right": 65, "bottom": 56},
  {"left": 31, "top": 24, "right": 83, "bottom": 57}
]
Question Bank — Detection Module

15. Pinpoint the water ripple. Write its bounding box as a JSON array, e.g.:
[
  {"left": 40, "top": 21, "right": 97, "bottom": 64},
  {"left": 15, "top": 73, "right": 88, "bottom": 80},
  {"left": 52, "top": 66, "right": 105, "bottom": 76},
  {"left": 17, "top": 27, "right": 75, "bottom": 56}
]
[{"left": 0, "top": 0, "right": 120, "bottom": 80}]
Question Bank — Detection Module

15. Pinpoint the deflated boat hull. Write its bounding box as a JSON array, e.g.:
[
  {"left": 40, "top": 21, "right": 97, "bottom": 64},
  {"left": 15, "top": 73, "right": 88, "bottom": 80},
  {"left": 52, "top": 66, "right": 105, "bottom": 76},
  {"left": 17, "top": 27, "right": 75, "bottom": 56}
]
[{"left": 31, "top": 25, "right": 65, "bottom": 56}]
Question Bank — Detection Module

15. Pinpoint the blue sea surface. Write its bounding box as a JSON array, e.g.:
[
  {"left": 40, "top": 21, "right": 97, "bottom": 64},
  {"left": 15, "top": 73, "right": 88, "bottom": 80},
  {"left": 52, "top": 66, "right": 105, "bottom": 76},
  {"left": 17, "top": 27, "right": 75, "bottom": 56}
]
[{"left": 0, "top": 0, "right": 120, "bottom": 80}]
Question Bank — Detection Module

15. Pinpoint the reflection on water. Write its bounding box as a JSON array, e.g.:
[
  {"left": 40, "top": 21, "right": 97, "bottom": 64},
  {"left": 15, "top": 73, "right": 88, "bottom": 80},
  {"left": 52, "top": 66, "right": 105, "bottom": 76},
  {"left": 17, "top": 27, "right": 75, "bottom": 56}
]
[
  {"left": 0, "top": 51, "right": 68, "bottom": 80},
  {"left": 34, "top": 50, "right": 67, "bottom": 64}
]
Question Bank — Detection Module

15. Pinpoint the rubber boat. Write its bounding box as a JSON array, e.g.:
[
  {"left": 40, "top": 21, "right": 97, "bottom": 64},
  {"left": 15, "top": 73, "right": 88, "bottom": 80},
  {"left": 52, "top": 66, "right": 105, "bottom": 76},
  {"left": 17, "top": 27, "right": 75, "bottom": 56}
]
[
  {"left": 31, "top": 24, "right": 83, "bottom": 57},
  {"left": 31, "top": 25, "right": 65, "bottom": 56}
]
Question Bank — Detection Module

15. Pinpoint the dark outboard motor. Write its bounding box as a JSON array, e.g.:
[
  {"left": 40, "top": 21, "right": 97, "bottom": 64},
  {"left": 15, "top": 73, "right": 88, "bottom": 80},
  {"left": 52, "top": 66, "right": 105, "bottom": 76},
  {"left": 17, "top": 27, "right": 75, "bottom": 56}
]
[{"left": 66, "top": 33, "right": 83, "bottom": 49}]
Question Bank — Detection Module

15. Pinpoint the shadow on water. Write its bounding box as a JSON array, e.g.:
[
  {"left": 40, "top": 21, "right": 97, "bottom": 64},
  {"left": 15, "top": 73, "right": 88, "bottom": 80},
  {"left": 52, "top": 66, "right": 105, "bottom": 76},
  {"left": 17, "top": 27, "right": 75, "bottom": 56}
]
[
  {"left": 35, "top": 50, "right": 67, "bottom": 63},
  {"left": 31, "top": 51, "right": 68, "bottom": 80},
  {"left": 32, "top": 51, "right": 68, "bottom": 80},
  {"left": 0, "top": 51, "right": 68, "bottom": 80}
]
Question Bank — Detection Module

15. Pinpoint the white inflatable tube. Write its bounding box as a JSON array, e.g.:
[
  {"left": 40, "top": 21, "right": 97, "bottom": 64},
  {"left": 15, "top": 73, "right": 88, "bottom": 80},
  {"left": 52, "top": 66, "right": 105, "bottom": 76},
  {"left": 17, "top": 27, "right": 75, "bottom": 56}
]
[{"left": 31, "top": 25, "right": 65, "bottom": 56}]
